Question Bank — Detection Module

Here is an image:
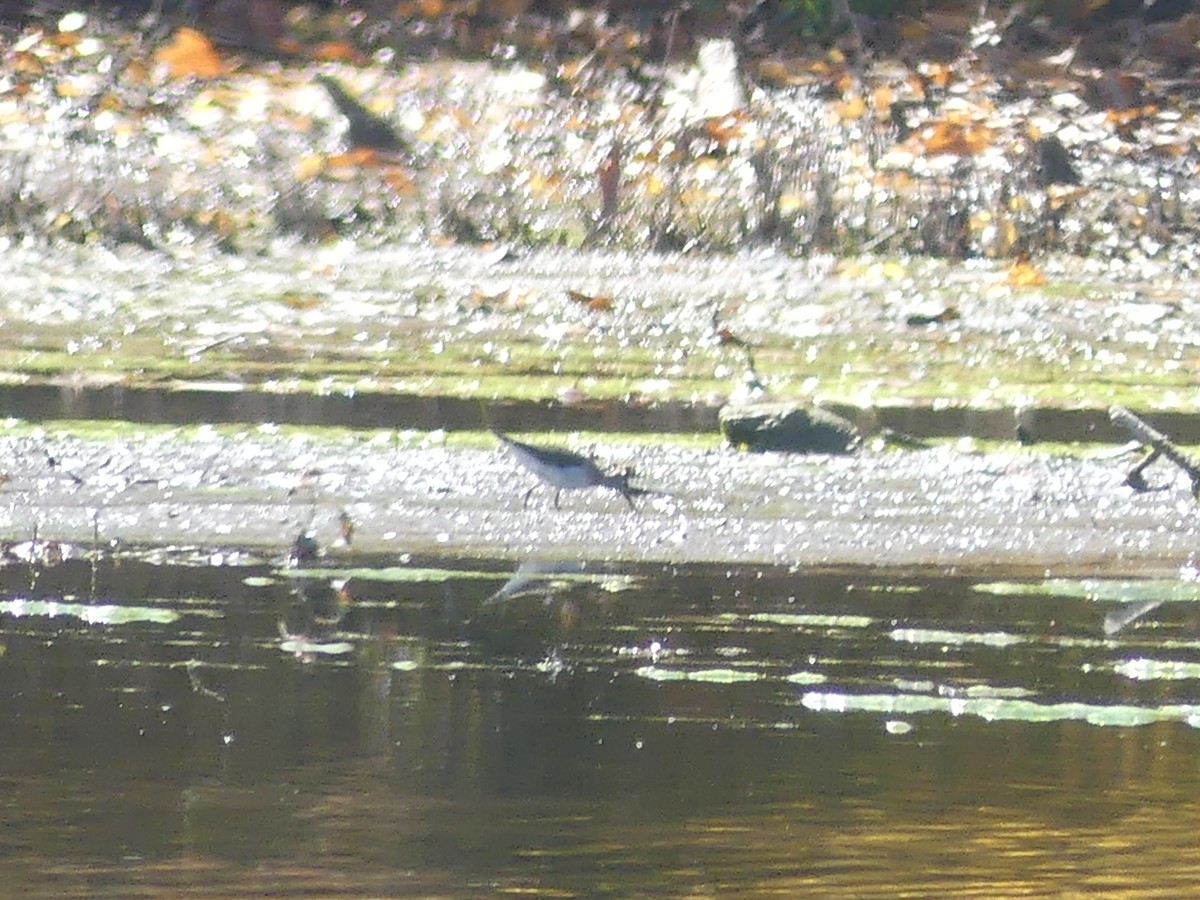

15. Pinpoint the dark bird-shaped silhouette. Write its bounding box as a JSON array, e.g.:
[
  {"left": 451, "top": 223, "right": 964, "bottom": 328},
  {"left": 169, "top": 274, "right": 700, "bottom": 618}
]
[
  {"left": 492, "top": 429, "right": 648, "bottom": 511},
  {"left": 711, "top": 308, "right": 765, "bottom": 397},
  {"left": 1034, "top": 134, "right": 1081, "bottom": 187},
  {"left": 316, "top": 74, "right": 408, "bottom": 155}
]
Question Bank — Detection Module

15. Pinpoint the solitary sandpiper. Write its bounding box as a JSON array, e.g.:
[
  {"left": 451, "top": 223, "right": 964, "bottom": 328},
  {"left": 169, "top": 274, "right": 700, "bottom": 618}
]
[{"left": 491, "top": 429, "right": 647, "bottom": 511}]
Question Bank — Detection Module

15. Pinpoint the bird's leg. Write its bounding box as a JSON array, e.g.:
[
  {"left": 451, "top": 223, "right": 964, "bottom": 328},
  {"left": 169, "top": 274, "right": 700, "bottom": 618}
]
[
  {"left": 553, "top": 489, "right": 562, "bottom": 509},
  {"left": 523, "top": 486, "right": 536, "bottom": 508}
]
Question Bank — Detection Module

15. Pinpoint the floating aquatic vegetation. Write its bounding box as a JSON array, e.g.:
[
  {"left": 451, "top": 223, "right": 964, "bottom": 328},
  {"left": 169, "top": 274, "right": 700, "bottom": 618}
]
[
  {"left": 635, "top": 666, "right": 763, "bottom": 684},
  {"left": 889, "top": 627, "right": 1024, "bottom": 648},
  {"left": 1113, "top": 658, "right": 1200, "bottom": 681},
  {"left": 0, "top": 597, "right": 179, "bottom": 625},
  {"left": 975, "top": 579, "right": 1200, "bottom": 603},
  {"left": 748, "top": 612, "right": 873, "bottom": 628},
  {"left": 801, "top": 690, "right": 1200, "bottom": 728}
]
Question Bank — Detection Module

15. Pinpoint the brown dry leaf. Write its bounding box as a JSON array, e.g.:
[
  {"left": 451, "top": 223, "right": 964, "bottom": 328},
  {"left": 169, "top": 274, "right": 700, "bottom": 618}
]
[
  {"left": 198, "top": 210, "right": 239, "bottom": 237},
  {"left": 382, "top": 167, "right": 416, "bottom": 192},
  {"left": 1006, "top": 259, "right": 1046, "bottom": 287},
  {"left": 1148, "top": 140, "right": 1187, "bottom": 158},
  {"left": 311, "top": 41, "right": 360, "bottom": 62},
  {"left": 566, "top": 289, "right": 613, "bottom": 312},
  {"left": 527, "top": 170, "right": 562, "bottom": 199},
  {"left": 466, "top": 288, "right": 511, "bottom": 312},
  {"left": 55, "top": 76, "right": 93, "bottom": 98},
  {"left": 11, "top": 51, "right": 45, "bottom": 76},
  {"left": 904, "top": 71, "right": 928, "bottom": 101},
  {"left": 837, "top": 94, "right": 867, "bottom": 122},
  {"left": 121, "top": 58, "right": 149, "bottom": 84},
  {"left": 327, "top": 147, "right": 383, "bottom": 168},
  {"left": 702, "top": 112, "right": 747, "bottom": 145},
  {"left": 875, "top": 169, "right": 915, "bottom": 192},
  {"left": 1106, "top": 105, "right": 1157, "bottom": 127},
  {"left": 920, "top": 62, "right": 952, "bottom": 89},
  {"left": 557, "top": 58, "right": 586, "bottom": 83},
  {"left": 1045, "top": 184, "right": 1088, "bottom": 209},
  {"left": 155, "top": 28, "right": 224, "bottom": 79},
  {"left": 920, "top": 118, "right": 996, "bottom": 156},
  {"left": 755, "top": 58, "right": 806, "bottom": 87},
  {"left": 280, "top": 291, "right": 323, "bottom": 310},
  {"left": 294, "top": 154, "right": 326, "bottom": 181},
  {"left": 871, "top": 84, "right": 894, "bottom": 111},
  {"left": 95, "top": 92, "right": 125, "bottom": 114}
]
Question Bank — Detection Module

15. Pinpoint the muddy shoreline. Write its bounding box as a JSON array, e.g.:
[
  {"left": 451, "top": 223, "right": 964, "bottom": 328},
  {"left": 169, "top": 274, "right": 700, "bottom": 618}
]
[
  {"left": 2, "top": 238, "right": 1199, "bottom": 574},
  {"left": 2, "top": 427, "right": 1195, "bottom": 575}
]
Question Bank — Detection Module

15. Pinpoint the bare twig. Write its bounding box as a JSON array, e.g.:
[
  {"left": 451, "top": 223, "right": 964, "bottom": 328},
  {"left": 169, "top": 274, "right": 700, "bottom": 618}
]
[{"left": 1109, "top": 406, "right": 1200, "bottom": 497}]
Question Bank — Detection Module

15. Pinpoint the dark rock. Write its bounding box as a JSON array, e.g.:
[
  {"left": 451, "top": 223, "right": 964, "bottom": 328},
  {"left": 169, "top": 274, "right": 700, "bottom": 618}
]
[{"left": 719, "top": 402, "right": 861, "bottom": 454}]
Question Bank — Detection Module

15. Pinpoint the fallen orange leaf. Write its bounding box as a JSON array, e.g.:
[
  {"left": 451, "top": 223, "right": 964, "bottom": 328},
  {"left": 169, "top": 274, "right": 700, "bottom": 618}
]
[
  {"left": 294, "top": 154, "right": 326, "bottom": 181},
  {"left": 311, "top": 41, "right": 360, "bottom": 63},
  {"left": 702, "top": 113, "right": 747, "bottom": 144},
  {"left": 155, "top": 28, "right": 224, "bottom": 79},
  {"left": 921, "top": 62, "right": 952, "bottom": 89},
  {"left": 871, "top": 84, "right": 894, "bottom": 111},
  {"left": 11, "top": 51, "right": 45, "bottom": 76},
  {"left": 382, "top": 167, "right": 416, "bottom": 192},
  {"left": 327, "top": 147, "right": 383, "bottom": 168},
  {"left": 1006, "top": 259, "right": 1046, "bottom": 287},
  {"left": 566, "top": 289, "right": 613, "bottom": 312},
  {"left": 121, "top": 57, "right": 149, "bottom": 84},
  {"left": 920, "top": 119, "right": 996, "bottom": 156},
  {"left": 756, "top": 58, "right": 805, "bottom": 87},
  {"left": 837, "top": 94, "right": 867, "bottom": 121}
]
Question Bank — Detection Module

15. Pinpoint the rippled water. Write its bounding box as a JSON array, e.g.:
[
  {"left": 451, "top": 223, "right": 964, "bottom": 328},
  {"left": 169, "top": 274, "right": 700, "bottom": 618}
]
[{"left": 3, "top": 552, "right": 1200, "bottom": 897}]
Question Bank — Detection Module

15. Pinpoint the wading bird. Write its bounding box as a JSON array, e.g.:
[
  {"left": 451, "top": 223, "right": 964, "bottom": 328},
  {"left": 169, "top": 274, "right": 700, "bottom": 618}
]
[{"left": 492, "top": 429, "right": 648, "bottom": 511}]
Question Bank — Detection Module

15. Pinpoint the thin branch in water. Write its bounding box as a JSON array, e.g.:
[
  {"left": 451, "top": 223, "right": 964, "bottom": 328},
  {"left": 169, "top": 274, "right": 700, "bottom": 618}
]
[{"left": 1109, "top": 406, "right": 1200, "bottom": 497}]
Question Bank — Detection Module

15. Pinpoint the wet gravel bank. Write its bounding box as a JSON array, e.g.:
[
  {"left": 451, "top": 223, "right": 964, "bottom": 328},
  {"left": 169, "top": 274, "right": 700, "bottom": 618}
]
[{"left": 3, "top": 428, "right": 1196, "bottom": 574}]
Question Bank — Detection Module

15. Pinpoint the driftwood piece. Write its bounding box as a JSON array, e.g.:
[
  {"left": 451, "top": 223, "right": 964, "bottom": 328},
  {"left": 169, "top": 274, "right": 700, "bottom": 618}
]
[{"left": 1108, "top": 406, "right": 1200, "bottom": 497}]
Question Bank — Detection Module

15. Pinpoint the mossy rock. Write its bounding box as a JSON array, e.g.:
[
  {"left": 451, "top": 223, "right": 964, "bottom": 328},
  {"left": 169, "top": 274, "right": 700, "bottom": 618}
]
[{"left": 719, "top": 401, "right": 861, "bottom": 454}]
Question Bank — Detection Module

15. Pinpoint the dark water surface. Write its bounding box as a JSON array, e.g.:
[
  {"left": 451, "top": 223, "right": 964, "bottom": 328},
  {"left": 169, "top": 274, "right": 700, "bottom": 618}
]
[{"left": 3, "top": 553, "right": 1200, "bottom": 898}]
